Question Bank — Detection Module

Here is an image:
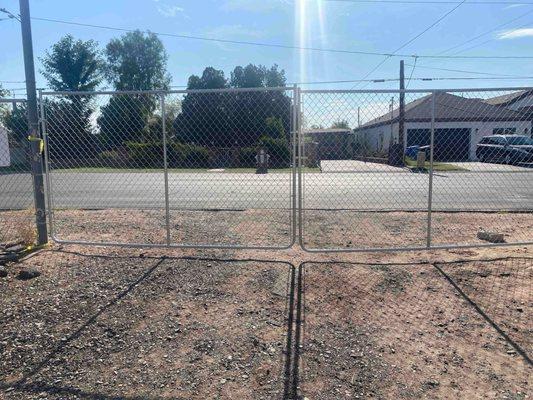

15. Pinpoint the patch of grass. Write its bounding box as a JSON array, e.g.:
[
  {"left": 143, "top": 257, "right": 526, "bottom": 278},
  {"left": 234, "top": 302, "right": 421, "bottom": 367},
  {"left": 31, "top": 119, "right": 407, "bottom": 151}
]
[{"left": 405, "top": 157, "right": 466, "bottom": 172}]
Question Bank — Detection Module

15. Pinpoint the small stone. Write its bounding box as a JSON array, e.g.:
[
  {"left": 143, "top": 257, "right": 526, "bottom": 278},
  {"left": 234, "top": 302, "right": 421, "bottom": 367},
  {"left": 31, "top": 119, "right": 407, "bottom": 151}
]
[
  {"left": 477, "top": 230, "right": 505, "bottom": 243},
  {"left": 17, "top": 269, "right": 40, "bottom": 281},
  {"left": 0, "top": 266, "right": 7, "bottom": 278}
]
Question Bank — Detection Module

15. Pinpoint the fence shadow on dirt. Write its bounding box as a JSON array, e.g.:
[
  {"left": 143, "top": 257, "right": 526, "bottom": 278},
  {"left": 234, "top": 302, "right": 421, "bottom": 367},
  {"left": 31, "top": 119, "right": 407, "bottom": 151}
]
[
  {"left": 297, "top": 257, "right": 532, "bottom": 400},
  {"left": 0, "top": 250, "right": 297, "bottom": 400}
]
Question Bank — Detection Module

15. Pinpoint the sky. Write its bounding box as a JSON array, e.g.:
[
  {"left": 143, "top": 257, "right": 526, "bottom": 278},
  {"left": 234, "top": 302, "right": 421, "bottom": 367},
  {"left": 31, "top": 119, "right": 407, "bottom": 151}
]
[{"left": 1, "top": 0, "right": 533, "bottom": 97}]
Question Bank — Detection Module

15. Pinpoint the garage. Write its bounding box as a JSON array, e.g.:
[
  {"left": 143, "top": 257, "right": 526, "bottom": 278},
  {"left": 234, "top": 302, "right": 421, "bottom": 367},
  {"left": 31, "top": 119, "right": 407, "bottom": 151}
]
[{"left": 407, "top": 128, "right": 471, "bottom": 162}]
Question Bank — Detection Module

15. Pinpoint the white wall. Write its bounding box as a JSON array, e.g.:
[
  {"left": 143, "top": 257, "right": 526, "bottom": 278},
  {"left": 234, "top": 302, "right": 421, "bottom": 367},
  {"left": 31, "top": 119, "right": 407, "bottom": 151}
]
[
  {"left": 357, "top": 119, "right": 532, "bottom": 160},
  {"left": 0, "top": 127, "right": 11, "bottom": 167}
]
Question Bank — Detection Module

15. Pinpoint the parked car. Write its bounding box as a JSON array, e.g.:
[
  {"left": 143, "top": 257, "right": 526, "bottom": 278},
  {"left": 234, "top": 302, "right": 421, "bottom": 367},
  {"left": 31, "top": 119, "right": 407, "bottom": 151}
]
[{"left": 476, "top": 135, "right": 533, "bottom": 165}]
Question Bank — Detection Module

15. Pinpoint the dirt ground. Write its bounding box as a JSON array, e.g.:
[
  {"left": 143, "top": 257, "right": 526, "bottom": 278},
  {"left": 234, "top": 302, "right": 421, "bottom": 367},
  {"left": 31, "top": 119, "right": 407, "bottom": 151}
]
[{"left": 1, "top": 208, "right": 532, "bottom": 399}]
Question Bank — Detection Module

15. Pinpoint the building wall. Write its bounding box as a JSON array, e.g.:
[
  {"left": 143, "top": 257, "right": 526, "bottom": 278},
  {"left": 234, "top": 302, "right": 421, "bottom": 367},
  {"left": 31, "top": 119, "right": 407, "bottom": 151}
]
[
  {"left": 356, "top": 120, "right": 532, "bottom": 160},
  {"left": 0, "top": 128, "right": 10, "bottom": 167}
]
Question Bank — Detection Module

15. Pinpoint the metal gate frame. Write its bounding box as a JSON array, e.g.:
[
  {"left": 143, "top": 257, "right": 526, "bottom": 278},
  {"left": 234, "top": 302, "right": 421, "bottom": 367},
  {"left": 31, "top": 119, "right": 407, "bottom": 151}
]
[
  {"left": 297, "top": 87, "right": 533, "bottom": 253},
  {"left": 36, "top": 86, "right": 533, "bottom": 251},
  {"left": 39, "top": 87, "right": 298, "bottom": 250}
]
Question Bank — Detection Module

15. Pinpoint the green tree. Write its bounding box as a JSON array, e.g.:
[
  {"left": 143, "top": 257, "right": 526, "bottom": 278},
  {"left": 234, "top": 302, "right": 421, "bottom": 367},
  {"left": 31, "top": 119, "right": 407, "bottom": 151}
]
[
  {"left": 40, "top": 35, "right": 103, "bottom": 92},
  {"left": 175, "top": 64, "right": 290, "bottom": 148},
  {"left": 331, "top": 120, "right": 350, "bottom": 129},
  {"left": 104, "top": 30, "right": 171, "bottom": 91}
]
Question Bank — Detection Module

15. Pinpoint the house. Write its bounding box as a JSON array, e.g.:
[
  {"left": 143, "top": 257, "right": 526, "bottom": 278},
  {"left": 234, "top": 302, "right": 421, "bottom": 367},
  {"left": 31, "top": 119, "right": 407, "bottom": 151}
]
[
  {"left": 485, "top": 89, "right": 533, "bottom": 123},
  {"left": 354, "top": 92, "right": 532, "bottom": 162},
  {"left": 304, "top": 128, "right": 354, "bottom": 160}
]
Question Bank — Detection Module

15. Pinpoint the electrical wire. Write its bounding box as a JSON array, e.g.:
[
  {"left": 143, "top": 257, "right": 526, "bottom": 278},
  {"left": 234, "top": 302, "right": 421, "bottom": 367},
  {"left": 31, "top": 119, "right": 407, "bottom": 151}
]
[{"left": 30, "top": 16, "right": 533, "bottom": 60}]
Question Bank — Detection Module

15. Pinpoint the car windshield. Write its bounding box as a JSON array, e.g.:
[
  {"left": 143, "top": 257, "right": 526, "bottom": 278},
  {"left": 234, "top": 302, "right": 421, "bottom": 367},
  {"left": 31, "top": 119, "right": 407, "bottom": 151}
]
[{"left": 507, "top": 136, "right": 533, "bottom": 145}]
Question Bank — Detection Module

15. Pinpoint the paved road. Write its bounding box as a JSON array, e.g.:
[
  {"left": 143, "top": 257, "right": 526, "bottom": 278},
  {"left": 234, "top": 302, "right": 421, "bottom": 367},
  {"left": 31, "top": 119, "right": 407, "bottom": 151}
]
[{"left": 1, "top": 170, "right": 533, "bottom": 211}]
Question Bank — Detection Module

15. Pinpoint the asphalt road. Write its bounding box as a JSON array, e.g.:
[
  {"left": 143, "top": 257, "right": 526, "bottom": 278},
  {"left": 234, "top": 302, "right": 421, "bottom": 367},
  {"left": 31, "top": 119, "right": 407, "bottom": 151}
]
[{"left": 2, "top": 170, "right": 533, "bottom": 211}]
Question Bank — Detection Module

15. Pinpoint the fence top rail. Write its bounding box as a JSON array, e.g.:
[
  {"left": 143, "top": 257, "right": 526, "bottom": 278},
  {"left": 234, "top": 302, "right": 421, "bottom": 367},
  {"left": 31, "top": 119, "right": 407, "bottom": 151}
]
[
  {"left": 0, "top": 98, "right": 27, "bottom": 103},
  {"left": 41, "top": 86, "right": 295, "bottom": 96},
  {"left": 300, "top": 86, "right": 533, "bottom": 94}
]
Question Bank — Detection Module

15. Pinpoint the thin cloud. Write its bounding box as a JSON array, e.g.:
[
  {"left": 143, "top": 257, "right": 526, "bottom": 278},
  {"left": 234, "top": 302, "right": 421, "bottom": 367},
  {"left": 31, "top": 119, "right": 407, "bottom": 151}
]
[
  {"left": 497, "top": 28, "right": 533, "bottom": 39},
  {"left": 153, "top": 1, "right": 185, "bottom": 17},
  {"left": 222, "top": 0, "right": 290, "bottom": 13}
]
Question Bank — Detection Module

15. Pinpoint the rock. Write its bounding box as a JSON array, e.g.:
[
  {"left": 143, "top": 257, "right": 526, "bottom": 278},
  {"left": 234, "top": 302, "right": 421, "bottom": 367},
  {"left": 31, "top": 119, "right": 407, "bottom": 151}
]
[
  {"left": 477, "top": 230, "right": 505, "bottom": 243},
  {"left": 17, "top": 269, "right": 40, "bottom": 281},
  {"left": 0, "top": 266, "right": 7, "bottom": 278}
]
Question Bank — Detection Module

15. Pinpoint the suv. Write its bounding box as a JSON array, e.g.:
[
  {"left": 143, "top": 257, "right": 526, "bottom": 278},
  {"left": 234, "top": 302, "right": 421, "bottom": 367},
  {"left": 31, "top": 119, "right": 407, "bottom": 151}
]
[{"left": 476, "top": 135, "right": 533, "bottom": 165}]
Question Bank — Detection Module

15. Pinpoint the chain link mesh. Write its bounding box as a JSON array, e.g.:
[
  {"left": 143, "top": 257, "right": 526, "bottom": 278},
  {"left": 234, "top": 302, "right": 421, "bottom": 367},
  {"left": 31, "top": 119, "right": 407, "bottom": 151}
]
[
  {"left": 41, "top": 88, "right": 296, "bottom": 248},
  {"left": 300, "top": 88, "right": 533, "bottom": 251},
  {"left": 0, "top": 99, "right": 36, "bottom": 247}
]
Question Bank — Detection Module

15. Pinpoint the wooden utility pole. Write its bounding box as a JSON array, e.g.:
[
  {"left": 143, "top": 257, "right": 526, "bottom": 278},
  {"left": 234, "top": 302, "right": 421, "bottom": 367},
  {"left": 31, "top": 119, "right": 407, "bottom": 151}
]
[
  {"left": 19, "top": 0, "right": 48, "bottom": 245},
  {"left": 398, "top": 60, "right": 406, "bottom": 157}
]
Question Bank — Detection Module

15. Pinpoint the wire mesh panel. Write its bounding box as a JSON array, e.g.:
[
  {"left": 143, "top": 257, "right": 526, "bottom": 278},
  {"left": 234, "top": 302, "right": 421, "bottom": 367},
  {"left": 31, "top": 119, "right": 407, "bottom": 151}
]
[
  {"left": 299, "top": 90, "right": 433, "bottom": 251},
  {"left": 0, "top": 99, "right": 36, "bottom": 247},
  {"left": 430, "top": 89, "right": 533, "bottom": 247},
  {"left": 299, "top": 88, "right": 533, "bottom": 252},
  {"left": 42, "top": 88, "right": 295, "bottom": 249}
]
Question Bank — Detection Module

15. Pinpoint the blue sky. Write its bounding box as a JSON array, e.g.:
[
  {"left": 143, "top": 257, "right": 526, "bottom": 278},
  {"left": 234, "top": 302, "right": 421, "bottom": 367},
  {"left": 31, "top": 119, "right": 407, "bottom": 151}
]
[{"left": 1, "top": 0, "right": 533, "bottom": 96}]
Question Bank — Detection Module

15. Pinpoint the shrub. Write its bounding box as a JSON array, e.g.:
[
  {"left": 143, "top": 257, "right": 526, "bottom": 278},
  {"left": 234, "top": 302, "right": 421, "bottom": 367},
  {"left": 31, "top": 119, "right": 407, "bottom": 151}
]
[
  {"left": 98, "top": 150, "right": 125, "bottom": 167},
  {"left": 125, "top": 141, "right": 164, "bottom": 168},
  {"left": 235, "top": 147, "right": 257, "bottom": 168},
  {"left": 184, "top": 145, "right": 210, "bottom": 168}
]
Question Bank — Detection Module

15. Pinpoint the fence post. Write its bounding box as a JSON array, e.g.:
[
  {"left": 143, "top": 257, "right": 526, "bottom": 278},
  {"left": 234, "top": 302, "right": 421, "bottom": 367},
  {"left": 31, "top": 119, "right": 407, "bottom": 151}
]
[
  {"left": 292, "top": 85, "right": 298, "bottom": 245},
  {"left": 161, "top": 93, "right": 171, "bottom": 246},
  {"left": 426, "top": 92, "right": 436, "bottom": 248},
  {"left": 296, "top": 87, "right": 304, "bottom": 246}
]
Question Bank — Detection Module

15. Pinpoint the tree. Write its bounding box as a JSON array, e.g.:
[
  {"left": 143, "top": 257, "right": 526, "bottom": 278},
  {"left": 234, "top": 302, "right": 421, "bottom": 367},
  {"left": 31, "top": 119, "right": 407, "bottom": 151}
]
[
  {"left": 174, "top": 64, "right": 290, "bottom": 148},
  {"left": 99, "top": 31, "right": 171, "bottom": 146},
  {"left": 187, "top": 67, "right": 227, "bottom": 90},
  {"left": 332, "top": 120, "right": 350, "bottom": 129},
  {"left": 104, "top": 30, "right": 171, "bottom": 91},
  {"left": 40, "top": 35, "right": 103, "bottom": 92},
  {"left": 1, "top": 102, "right": 27, "bottom": 144},
  {"left": 230, "top": 64, "right": 286, "bottom": 88}
]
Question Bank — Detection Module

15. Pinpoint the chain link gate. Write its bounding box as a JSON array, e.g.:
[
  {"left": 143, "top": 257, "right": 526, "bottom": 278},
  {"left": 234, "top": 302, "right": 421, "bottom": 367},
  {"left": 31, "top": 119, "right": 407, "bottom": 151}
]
[
  {"left": 34, "top": 86, "right": 533, "bottom": 251},
  {"left": 40, "top": 87, "right": 297, "bottom": 249},
  {"left": 298, "top": 87, "right": 533, "bottom": 252}
]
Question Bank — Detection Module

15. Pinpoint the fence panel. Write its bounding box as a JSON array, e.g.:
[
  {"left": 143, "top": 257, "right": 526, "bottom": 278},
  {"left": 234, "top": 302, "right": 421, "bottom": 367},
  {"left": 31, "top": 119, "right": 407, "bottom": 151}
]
[
  {"left": 41, "top": 88, "right": 296, "bottom": 249},
  {"left": 299, "top": 88, "right": 533, "bottom": 252},
  {"left": 0, "top": 98, "right": 36, "bottom": 247},
  {"left": 430, "top": 89, "right": 533, "bottom": 248}
]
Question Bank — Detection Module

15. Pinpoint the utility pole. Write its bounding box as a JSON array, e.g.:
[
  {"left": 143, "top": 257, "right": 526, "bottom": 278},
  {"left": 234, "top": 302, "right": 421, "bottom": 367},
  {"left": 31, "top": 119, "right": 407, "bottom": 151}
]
[
  {"left": 398, "top": 60, "right": 405, "bottom": 162},
  {"left": 19, "top": 0, "right": 48, "bottom": 245}
]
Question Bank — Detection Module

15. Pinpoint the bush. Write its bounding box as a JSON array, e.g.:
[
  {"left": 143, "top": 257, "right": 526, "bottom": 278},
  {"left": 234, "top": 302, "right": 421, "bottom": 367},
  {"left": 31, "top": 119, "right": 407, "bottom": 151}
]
[
  {"left": 125, "top": 141, "right": 164, "bottom": 168},
  {"left": 184, "top": 145, "right": 210, "bottom": 168},
  {"left": 98, "top": 150, "right": 125, "bottom": 167},
  {"left": 168, "top": 143, "right": 210, "bottom": 168},
  {"left": 235, "top": 147, "right": 257, "bottom": 168},
  {"left": 259, "top": 136, "right": 291, "bottom": 168}
]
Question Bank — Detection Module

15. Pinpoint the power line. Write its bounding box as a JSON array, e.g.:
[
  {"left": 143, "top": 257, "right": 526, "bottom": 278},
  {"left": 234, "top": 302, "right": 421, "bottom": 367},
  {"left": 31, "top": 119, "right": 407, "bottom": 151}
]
[
  {"left": 324, "top": 0, "right": 533, "bottom": 4},
  {"left": 404, "top": 63, "right": 527, "bottom": 77},
  {"left": 352, "top": 0, "right": 467, "bottom": 89},
  {"left": 436, "top": 9, "right": 533, "bottom": 55},
  {"left": 31, "top": 16, "right": 533, "bottom": 60}
]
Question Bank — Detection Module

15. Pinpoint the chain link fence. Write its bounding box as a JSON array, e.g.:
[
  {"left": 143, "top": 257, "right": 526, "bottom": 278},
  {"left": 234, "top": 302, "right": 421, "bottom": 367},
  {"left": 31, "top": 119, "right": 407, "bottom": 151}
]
[
  {"left": 299, "top": 88, "right": 533, "bottom": 252},
  {"left": 2, "top": 87, "right": 532, "bottom": 251},
  {"left": 40, "top": 88, "right": 296, "bottom": 249},
  {"left": 0, "top": 98, "right": 36, "bottom": 248}
]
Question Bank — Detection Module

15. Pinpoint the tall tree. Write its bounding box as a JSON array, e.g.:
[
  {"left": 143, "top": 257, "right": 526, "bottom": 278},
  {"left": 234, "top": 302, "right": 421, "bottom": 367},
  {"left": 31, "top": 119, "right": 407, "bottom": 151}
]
[
  {"left": 39, "top": 35, "right": 103, "bottom": 160},
  {"left": 331, "top": 120, "right": 350, "bottom": 129},
  {"left": 40, "top": 35, "right": 103, "bottom": 92},
  {"left": 175, "top": 64, "right": 290, "bottom": 148},
  {"left": 104, "top": 30, "right": 171, "bottom": 91}
]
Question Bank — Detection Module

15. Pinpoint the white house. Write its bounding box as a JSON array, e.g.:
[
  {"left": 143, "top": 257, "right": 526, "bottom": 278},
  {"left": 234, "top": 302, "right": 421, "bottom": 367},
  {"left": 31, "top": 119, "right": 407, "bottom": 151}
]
[
  {"left": 354, "top": 92, "right": 532, "bottom": 162},
  {"left": 0, "top": 127, "right": 10, "bottom": 167}
]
